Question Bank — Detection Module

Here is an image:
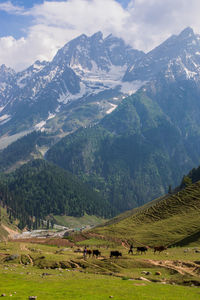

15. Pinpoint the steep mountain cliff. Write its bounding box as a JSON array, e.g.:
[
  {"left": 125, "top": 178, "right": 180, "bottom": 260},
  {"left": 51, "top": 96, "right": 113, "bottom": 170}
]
[{"left": 0, "top": 32, "right": 144, "bottom": 139}]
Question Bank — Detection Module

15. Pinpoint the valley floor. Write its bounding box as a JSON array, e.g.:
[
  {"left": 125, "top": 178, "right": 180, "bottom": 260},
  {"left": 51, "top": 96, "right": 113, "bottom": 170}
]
[{"left": 0, "top": 240, "right": 200, "bottom": 299}]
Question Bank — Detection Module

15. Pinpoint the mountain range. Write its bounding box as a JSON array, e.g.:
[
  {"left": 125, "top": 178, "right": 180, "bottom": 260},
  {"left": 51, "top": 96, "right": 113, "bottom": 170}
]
[
  {"left": 0, "top": 31, "right": 144, "bottom": 140},
  {"left": 1, "top": 27, "right": 200, "bottom": 218}
]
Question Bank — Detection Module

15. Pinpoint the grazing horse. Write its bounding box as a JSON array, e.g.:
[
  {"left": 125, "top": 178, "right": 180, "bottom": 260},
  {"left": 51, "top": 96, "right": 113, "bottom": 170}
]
[
  {"left": 154, "top": 246, "right": 167, "bottom": 253},
  {"left": 92, "top": 249, "right": 101, "bottom": 258},
  {"left": 137, "top": 246, "right": 148, "bottom": 254},
  {"left": 110, "top": 251, "right": 122, "bottom": 258}
]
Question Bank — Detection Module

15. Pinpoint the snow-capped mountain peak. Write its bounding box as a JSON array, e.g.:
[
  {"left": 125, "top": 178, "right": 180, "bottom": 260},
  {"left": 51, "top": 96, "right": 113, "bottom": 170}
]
[
  {"left": 124, "top": 27, "right": 200, "bottom": 82},
  {"left": 0, "top": 31, "right": 145, "bottom": 138},
  {"left": 2, "top": 27, "right": 200, "bottom": 142}
]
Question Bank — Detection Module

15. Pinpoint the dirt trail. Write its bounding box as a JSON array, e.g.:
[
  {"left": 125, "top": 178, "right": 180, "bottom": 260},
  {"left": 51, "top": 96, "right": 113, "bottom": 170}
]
[
  {"left": 26, "top": 254, "right": 33, "bottom": 266},
  {"left": 69, "top": 260, "right": 80, "bottom": 268},
  {"left": 2, "top": 225, "right": 19, "bottom": 238},
  {"left": 146, "top": 259, "right": 200, "bottom": 277}
]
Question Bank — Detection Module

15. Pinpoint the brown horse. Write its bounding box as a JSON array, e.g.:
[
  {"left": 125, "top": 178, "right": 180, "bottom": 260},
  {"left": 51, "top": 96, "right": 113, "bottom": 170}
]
[{"left": 154, "top": 246, "right": 167, "bottom": 253}]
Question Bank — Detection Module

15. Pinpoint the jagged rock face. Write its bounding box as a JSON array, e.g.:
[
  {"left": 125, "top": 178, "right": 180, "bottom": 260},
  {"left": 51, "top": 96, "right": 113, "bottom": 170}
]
[
  {"left": 0, "top": 64, "right": 15, "bottom": 83},
  {"left": 0, "top": 65, "right": 16, "bottom": 107},
  {"left": 53, "top": 32, "right": 143, "bottom": 71},
  {"left": 3, "top": 27, "right": 200, "bottom": 213},
  {"left": 44, "top": 28, "right": 200, "bottom": 212},
  {"left": 0, "top": 32, "right": 144, "bottom": 136},
  {"left": 124, "top": 27, "right": 200, "bottom": 82},
  {"left": 1, "top": 27, "right": 200, "bottom": 140}
]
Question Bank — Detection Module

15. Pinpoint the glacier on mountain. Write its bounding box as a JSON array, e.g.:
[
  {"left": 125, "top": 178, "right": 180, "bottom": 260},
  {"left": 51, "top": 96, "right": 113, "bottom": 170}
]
[{"left": 1, "top": 28, "right": 200, "bottom": 141}]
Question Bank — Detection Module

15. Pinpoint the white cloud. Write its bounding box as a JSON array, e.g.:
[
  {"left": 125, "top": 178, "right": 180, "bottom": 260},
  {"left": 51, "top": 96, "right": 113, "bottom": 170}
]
[
  {"left": 1, "top": 0, "right": 200, "bottom": 71},
  {"left": 125, "top": 0, "right": 200, "bottom": 50},
  {"left": 0, "top": 1, "right": 26, "bottom": 14}
]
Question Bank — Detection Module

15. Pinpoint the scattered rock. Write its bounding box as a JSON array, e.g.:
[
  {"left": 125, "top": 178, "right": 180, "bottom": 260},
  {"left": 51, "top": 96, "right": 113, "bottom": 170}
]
[
  {"left": 42, "top": 273, "right": 51, "bottom": 276},
  {"left": 4, "top": 254, "right": 19, "bottom": 262},
  {"left": 1, "top": 294, "right": 6, "bottom": 297},
  {"left": 141, "top": 271, "right": 151, "bottom": 275},
  {"left": 109, "top": 296, "right": 114, "bottom": 298}
]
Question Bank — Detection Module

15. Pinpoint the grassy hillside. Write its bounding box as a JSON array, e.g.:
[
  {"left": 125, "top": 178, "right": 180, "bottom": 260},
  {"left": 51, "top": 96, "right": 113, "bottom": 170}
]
[{"left": 93, "top": 181, "right": 200, "bottom": 247}]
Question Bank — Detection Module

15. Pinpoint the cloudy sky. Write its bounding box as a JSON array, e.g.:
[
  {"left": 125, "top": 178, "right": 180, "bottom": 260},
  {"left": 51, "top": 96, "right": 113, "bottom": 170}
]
[{"left": 0, "top": 0, "right": 200, "bottom": 71}]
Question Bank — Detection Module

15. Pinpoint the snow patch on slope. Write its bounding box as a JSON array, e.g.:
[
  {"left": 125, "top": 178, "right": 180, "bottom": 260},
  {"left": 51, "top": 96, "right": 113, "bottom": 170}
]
[
  {"left": 120, "top": 81, "right": 145, "bottom": 95},
  {"left": 0, "top": 114, "right": 11, "bottom": 124},
  {"left": 17, "top": 72, "right": 32, "bottom": 88},
  {"left": 73, "top": 62, "right": 145, "bottom": 97},
  {"left": 35, "top": 120, "right": 46, "bottom": 131},
  {"left": 57, "top": 82, "right": 86, "bottom": 104},
  {"left": 0, "top": 106, "right": 5, "bottom": 113},
  {"left": 106, "top": 103, "right": 117, "bottom": 114},
  {"left": 47, "top": 113, "right": 56, "bottom": 120},
  {"left": 56, "top": 62, "right": 145, "bottom": 105},
  {"left": 34, "top": 112, "right": 56, "bottom": 131}
]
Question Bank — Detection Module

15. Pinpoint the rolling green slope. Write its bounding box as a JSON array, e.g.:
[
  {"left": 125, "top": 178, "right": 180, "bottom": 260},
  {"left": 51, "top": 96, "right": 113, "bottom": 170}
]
[{"left": 94, "top": 181, "right": 200, "bottom": 247}]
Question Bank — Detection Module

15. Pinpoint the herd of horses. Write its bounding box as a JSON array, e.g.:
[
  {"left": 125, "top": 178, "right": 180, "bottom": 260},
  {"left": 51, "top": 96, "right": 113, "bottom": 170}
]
[
  {"left": 134, "top": 245, "right": 167, "bottom": 254},
  {"left": 82, "top": 245, "right": 167, "bottom": 259}
]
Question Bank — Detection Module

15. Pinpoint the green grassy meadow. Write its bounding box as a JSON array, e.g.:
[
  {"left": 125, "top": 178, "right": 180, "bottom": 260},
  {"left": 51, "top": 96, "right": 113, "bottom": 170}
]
[
  {"left": 1, "top": 269, "right": 200, "bottom": 300},
  {"left": 0, "top": 241, "right": 200, "bottom": 299},
  {"left": 53, "top": 214, "right": 106, "bottom": 229},
  {"left": 1, "top": 181, "right": 200, "bottom": 299}
]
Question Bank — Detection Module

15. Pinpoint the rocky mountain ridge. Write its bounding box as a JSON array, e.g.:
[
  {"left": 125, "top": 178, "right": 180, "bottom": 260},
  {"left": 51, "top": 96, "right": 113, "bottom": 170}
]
[
  {"left": 124, "top": 27, "right": 200, "bottom": 82},
  {"left": 1, "top": 27, "right": 200, "bottom": 143},
  {"left": 2, "top": 27, "right": 200, "bottom": 216},
  {"left": 0, "top": 32, "right": 144, "bottom": 140}
]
